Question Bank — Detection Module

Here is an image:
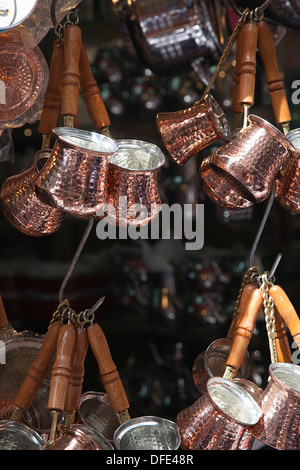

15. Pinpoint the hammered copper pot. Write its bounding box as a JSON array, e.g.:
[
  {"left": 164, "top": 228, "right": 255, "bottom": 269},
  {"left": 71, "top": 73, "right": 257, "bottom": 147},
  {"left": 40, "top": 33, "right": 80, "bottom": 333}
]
[
  {"left": 276, "top": 129, "right": 300, "bottom": 213},
  {"left": 44, "top": 424, "right": 113, "bottom": 450},
  {"left": 176, "top": 377, "right": 262, "bottom": 450},
  {"left": 35, "top": 127, "right": 118, "bottom": 219},
  {"left": 192, "top": 338, "right": 252, "bottom": 394},
  {"left": 156, "top": 94, "right": 231, "bottom": 166},
  {"left": 249, "top": 362, "right": 300, "bottom": 450},
  {"left": 210, "top": 115, "right": 294, "bottom": 203},
  {"left": 0, "top": 149, "right": 64, "bottom": 236},
  {"left": 105, "top": 139, "right": 165, "bottom": 226}
]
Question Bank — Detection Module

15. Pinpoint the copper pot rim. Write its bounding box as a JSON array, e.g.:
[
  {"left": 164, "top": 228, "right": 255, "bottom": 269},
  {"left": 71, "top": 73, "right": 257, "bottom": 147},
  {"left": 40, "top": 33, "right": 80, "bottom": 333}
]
[
  {"left": 268, "top": 362, "right": 300, "bottom": 396},
  {"left": 204, "top": 337, "right": 252, "bottom": 379},
  {"left": 56, "top": 424, "right": 113, "bottom": 450},
  {"left": 53, "top": 127, "right": 118, "bottom": 156},
  {"left": 248, "top": 115, "right": 295, "bottom": 151},
  {"left": 108, "top": 139, "right": 165, "bottom": 173},
  {"left": 286, "top": 128, "right": 300, "bottom": 150}
]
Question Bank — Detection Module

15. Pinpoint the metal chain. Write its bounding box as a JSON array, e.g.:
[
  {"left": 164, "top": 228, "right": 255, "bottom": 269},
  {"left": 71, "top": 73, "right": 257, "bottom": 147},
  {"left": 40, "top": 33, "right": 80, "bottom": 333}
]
[{"left": 260, "top": 272, "right": 278, "bottom": 364}]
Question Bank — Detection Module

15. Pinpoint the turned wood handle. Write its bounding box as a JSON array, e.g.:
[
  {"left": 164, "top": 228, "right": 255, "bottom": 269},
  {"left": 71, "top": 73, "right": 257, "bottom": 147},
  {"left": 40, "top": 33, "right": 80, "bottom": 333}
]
[
  {"left": 61, "top": 24, "right": 82, "bottom": 119},
  {"left": 238, "top": 22, "right": 258, "bottom": 107},
  {"left": 274, "top": 305, "right": 292, "bottom": 363},
  {"left": 14, "top": 322, "right": 61, "bottom": 411},
  {"left": 232, "top": 26, "right": 245, "bottom": 114},
  {"left": 226, "top": 288, "right": 263, "bottom": 370},
  {"left": 270, "top": 285, "right": 300, "bottom": 349},
  {"left": 64, "top": 328, "right": 89, "bottom": 413},
  {"left": 258, "top": 21, "right": 291, "bottom": 125},
  {"left": 0, "top": 294, "right": 8, "bottom": 329},
  {"left": 48, "top": 323, "right": 76, "bottom": 411},
  {"left": 79, "top": 42, "right": 111, "bottom": 129},
  {"left": 227, "top": 283, "right": 257, "bottom": 339},
  {"left": 87, "top": 323, "right": 130, "bottom": 414},
  {"left": 38, "top": 39, "right": 64, "bottom": 137}
]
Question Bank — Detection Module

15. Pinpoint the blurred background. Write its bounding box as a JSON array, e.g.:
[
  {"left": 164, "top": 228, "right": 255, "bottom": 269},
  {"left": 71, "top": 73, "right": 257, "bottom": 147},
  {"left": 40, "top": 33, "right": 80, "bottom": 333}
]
[{"left": 0, "top": 0, "right": 300, "bottom": 421}]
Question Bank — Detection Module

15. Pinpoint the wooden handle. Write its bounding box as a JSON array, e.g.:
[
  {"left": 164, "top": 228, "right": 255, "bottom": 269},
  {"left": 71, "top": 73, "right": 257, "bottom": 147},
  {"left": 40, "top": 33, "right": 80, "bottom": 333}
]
[
  {"left": 48, "top": 323, "right": 76, "bottom": 411},
  {"left": 79, "top": 42, "right": 111, "bottom": 129},
  {"left": 0, "top": 294, "right": 8, "bottom": 330},
  {"left": 258, "top": 21, "right": 291, "bottom": 125},
  {"left": 87, "top": 323, "right": 130, "bottom": 414},
  {"left": 238, "top": 22, "right": 258, "bottom": 107},
  {"left": 61, "top": 24, "right": 82, "bottom": 119},
  {"left": 226, "top": 288, "right": 263, "bottom": 370},
  {"left": 270, "top": 285, "right": 300, "bottom": 348},
  {"left": 227, "top": 283, "right": 257, "bottom": 339},
  {"left": 232, "top": 26, "right": 245, "bottom": 114},
  {"left": 274, "top": 305, "right": 292, "bottom": 363},
  {"left": 64, "top": 327, "right": 89, "bottom": 413},
  {"left": 14, "top": 322, "right": 61, "bottom": 411},
  {"left": 38, "top": 39, "right": 64, "bottom": 138}
]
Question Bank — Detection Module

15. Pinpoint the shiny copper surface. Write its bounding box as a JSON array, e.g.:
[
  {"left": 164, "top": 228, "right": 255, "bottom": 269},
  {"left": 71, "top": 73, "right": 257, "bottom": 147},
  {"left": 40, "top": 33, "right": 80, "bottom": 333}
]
[
  {"left": 45, "top": 424, "right": 113, "bottom": 450},
  {"left": 156, "top": 94, "right": 231, "bottom": 166},
  {"left": 210, "top": 115, "right": 294, "bottom": 203},
  {"left": 199, "top": 156, "right": 254, "bottom": 209},
  {"left": 0, "top": 33, "right": 49, "bottom": 128},
  {"left": 276, "top": 129, "right": 300, "bottom": 213},
  {"left": 35, "top": 128, "right": 118, "bottom": 220},
  {"left": 177, "top": 377, "right": 262, "bottom": 450},
  {"left": 106, "top": 139, "right": 165, "bottom": 226},
  {"left": 192, "top": 338, "right": 252, "bottom": 394},
  {"left": 0, "top": 150, "right": 64, "bottom": 236},
  {"left": 249, "top": 362, "right": 300, "bottom": 450}
]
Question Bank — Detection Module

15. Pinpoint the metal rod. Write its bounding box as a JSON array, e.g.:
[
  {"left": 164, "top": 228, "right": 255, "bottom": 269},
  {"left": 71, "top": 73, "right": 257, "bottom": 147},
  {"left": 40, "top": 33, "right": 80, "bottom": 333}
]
[{"left": 269, "top": 252, "right": 282, "bottom": 279}]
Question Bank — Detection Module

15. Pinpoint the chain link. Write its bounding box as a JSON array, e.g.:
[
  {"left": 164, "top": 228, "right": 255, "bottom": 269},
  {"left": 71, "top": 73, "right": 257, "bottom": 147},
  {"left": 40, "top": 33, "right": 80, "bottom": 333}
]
[{"left": 260, "top": 272, "right": 278, "bottom": 364}]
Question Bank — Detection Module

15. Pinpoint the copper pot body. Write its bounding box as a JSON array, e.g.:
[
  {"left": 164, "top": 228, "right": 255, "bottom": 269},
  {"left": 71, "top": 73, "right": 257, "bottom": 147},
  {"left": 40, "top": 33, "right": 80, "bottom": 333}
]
[
  {"left": 192, "top": 338, "right": 252, "bottom": 394},
  {"left": 106, "top": 139, "right": 165, "bottom": 226},
  {"left": 0, "top": 150, "right": 64, "bottom": 236},
  {"left": 276, "top": 129, "right": 300, "bottom": 213},
  {"left": 210, "top": 115, "right": 294, "bottom": 203},
  {"left": 44, "top": 424, "right": 113, "bottom": 450},
  {"left": 177, "top": 377, "right": 262, "bottom": 450},
  {"left": 35, "top": 128, "right": 118, "bottom": 220},
  {"left": 249, "top": 362, "right": 300, "bottom": 450},
  {"left": 199, "top": 156, "right": 254, "bottom": 209},
  {"left": 156, "top": 94, "right": 231, "bottom": 166}
]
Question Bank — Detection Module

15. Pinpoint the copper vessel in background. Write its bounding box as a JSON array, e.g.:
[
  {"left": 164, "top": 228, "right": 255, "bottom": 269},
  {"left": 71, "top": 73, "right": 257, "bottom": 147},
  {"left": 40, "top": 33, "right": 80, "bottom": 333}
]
[
  {"left": 0, "top": 150, "right": 64, "bottom": 236},
  {"left": 276, "top": 128, "right": 300, "bottom": 213},
  {"left": 199, "top": 156, "right": 254, "bottom": 209},
  {"left": 176, "top": 376, "right": 262, "bottom": 450},
  {"left": 210, "top": 115, "right": 294, "bottom": 204},
  {"left": 249, "top": 362, "right": 300, "bottom": 450},
  {"left": 35, "top": 127, "right": 118, "bottom": 220},
  {"left": 106, "top": 139, "right": 165, "bottom": 226},
  {"left": 156, "top": 94, "right": 231, "bottom": 166}
]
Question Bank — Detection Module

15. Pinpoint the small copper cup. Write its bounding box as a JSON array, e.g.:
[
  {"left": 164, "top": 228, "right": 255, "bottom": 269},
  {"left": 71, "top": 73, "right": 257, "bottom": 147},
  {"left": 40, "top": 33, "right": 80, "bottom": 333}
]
[
  {"left": 276, "top": 129, "right": 300, "bottom": 213},
  {"left": 105, "top": 139, "right": 165, "bottom": 226},
  {"left": 192, "top": 338, "right": 252, "bottom": 395},
  {"left": 35, "top": 128, "right": 118, "bottom": 220},
  {"left": 44, "top": 424, "right": 113, "bottom": 450},
  {"left": 249, "top": 362, "right": 300, "bottom": 450},
  {"left": 210, "top": 115, "right": 294, "bottom": 203},
  {"left": 199, "top": 156, "right": 254, "bottom": 209},
  {"left": 177, "top": 376, "right": 262, "bottom": 450},
  {"left": 156, "top": 94, "right": 231, "bottom": 166},
  {"left": 0, "top": 150, "right": 64, "bottom": 236}
]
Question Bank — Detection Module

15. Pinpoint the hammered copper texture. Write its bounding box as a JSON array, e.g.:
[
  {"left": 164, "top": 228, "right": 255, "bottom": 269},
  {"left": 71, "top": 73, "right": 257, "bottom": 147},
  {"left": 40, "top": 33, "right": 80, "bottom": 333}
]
[
  {"left": 210, "top": 115, "right": 294, "bottom": 203},
  {"left": 276, "top": 130, "right": 300, "bottom": 214},
  {"left": 0, "top": 158, "right": 64, "bottom": 236},
  {"left": 156, "top": 94, "right": 230, "bottom": 166},
  {"left": 249, "top": 363, "right": 300, "bottom": 450},
  {"left": 35, "top": 128, "right": 117, "bottom": 220},
  {"left": 106, "top": 139, "right": 165, "bottom": 226},
  {"left": 44, "top": 424, "right": 113, "bottom": 450},
  {"left": 199, "top": 156, "right": 254, "bottom": 209}
]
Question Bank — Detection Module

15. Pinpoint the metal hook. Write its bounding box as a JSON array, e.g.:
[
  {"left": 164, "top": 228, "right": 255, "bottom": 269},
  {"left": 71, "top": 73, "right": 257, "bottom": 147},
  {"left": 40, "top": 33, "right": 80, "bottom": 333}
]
[{"left": 58, "top": 217, "right": 94, "bottom": 304}]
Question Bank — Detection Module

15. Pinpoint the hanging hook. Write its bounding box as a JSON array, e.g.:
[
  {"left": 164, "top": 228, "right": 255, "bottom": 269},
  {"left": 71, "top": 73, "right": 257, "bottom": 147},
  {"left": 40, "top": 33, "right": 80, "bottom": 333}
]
[{"left": 59, "top": 217, "right": 94, "bottom": 304}]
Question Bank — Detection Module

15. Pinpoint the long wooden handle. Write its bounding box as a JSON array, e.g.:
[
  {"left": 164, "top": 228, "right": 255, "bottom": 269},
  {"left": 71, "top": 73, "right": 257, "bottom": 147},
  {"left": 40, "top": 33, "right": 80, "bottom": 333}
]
[
  {"left": 38, "top": 39, "right": 64, "bottom": 139},
  {"left": 258, "top": 21, "right": 291, "bottom": 126},
  {"left": 227, "top": 283, "right": 257, "bottom": 339},
  {"left": 274, "top": 305, "right": 292, "bottom": 363},
  {"left": 232, "top": 26, "right": 245, "bottom": 114},
  {"left": 226, "top": 288, "right": 263, "bottom": 370},
  {"left": 61, "top": 24, "right": 82, "bottom": 121},
  {"left": 64, "top": 327, "right": 89, "bottom": 413},
  {"left": 238, "top": 22, "right": 258, "bottom": 107},
  {"left": 48, "top": 323, "right": 76, "bottom": 411},
  {"left": 270, "top": 285, "right": 300, "bottom": 348},
  {"left": 14, "top": 322, "right": 61, "bottom": 411},
  {"left": 0, "top": 294, "right": 8, "bottom": 330},
  {"left": 79, "top": 42, "right": 111, "bottom": 130},
  {"left": 87, "top": 323, "right": 130, "bottom": 414}
]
